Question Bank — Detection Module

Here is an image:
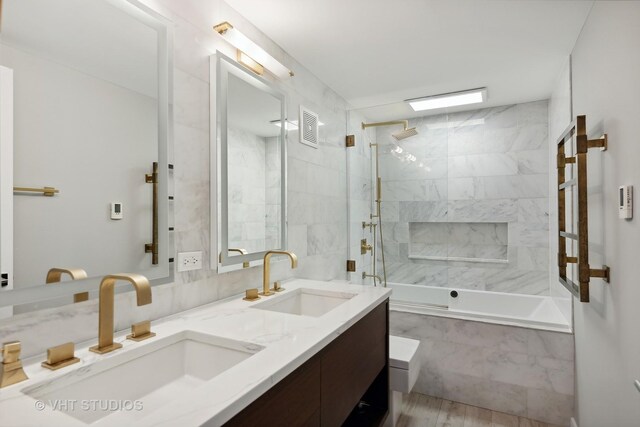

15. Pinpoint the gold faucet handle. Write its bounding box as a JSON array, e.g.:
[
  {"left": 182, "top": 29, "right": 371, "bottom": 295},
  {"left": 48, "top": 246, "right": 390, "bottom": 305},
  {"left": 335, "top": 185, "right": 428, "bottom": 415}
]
[
  {"left": 243, "top": 288, "right": 260, "bottom": 301},
  {"left": 273, "top": 281, "right": 285, "bottom": 292},
  {"left": 126, "top": 320, "right": 156, "bottom": 342},
  {"left": 1, "top": 341, "right": 28, "bottom": 388},
  {"left": 2, "top": 341, "right": 22, "bottom": 364},
  {"left": 42, "top": 342, "right": 80, "bottom": 371}
]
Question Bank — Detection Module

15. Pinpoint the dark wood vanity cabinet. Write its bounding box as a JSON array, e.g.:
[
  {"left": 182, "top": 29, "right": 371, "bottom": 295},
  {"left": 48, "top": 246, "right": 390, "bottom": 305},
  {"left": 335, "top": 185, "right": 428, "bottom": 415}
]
[{"left": 225, "top": 300, "right": 389, "bottom": 427}]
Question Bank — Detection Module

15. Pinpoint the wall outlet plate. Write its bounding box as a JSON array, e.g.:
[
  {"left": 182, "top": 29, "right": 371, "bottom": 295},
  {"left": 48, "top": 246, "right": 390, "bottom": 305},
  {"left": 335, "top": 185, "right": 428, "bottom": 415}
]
[{"left": 177, "top": 251, "right": 203, "bottom": 272}]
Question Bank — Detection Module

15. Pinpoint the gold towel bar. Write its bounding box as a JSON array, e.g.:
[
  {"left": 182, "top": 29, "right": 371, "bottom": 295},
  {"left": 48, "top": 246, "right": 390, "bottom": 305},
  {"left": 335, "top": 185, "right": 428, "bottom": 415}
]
[
  {"left": 13, "top": 186, "right": 59, "bottom": 196},
  {"left": 556, "top": 115, "right": 610, "bottom": 302},
  {"left": 144, "top": 162, "right": 159, "bottom": 265}
]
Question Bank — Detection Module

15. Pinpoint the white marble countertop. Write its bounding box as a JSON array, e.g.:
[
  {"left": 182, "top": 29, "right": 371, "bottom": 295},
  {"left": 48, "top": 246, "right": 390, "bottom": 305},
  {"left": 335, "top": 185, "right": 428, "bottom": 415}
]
[{"left": 0, "top": 279, "right": 391, "bottom": 427}]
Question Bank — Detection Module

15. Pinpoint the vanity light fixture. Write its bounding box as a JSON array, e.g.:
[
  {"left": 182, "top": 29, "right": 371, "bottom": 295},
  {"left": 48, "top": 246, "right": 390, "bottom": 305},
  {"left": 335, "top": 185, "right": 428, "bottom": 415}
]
[
  {"left": 406, "top": 87, "right": 487, "bottom": 112},
  {"left": 214, "top": 21, "right": 294, "bottom": 78},
  {"left": 236, "top": 51, "right": 264, "bottom": 75}
]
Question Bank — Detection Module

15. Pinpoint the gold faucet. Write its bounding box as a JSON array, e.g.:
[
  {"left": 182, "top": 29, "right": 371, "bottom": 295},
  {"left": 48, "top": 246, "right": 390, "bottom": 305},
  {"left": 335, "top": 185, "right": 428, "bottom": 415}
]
[
  {"left": 220, "top": 248, "right": 250, "bottom": 268},
  {"left": 46, "top": 267, "right": 89, "bottom": 303},
  {"left": 0, "top": 341, "right": 28, "bottom": 388},
  {"left": 89, "top": 274, "right": 152, "bottom": 354},
  {"left": 261, "top": 251, "right": 297, "bottom": 296}
]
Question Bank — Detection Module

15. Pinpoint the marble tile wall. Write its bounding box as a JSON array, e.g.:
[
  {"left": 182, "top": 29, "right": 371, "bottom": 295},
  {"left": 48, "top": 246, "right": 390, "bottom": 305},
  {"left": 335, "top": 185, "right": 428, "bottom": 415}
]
[
  {"left": 264, "top": 136, "right": 281, "bottom": 249},
  {"left": 227, "top": 126, "right": 267, "bottom": 253},
  {"left": 390, "top": 310, "right": 574, "bottom": 426},
  {"left": 0, "top": 0, "right": 352, "bottom": 358},
  {"left": 375, "top": 101, "right": 551, "bottom": 295}
]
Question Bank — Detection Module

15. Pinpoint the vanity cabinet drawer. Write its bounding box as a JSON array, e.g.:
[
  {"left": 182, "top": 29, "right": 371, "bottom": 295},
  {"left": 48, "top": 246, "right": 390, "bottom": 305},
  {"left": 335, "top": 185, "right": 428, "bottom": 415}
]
[
  {"left": 224, "top": 300, "right": 388, "bottom": 427},
  {"left": 224, "top": 357, "right": 321, "bottom": 427},
  {"left": 321, "top": 302, "right": 388, "bottom": 427}
]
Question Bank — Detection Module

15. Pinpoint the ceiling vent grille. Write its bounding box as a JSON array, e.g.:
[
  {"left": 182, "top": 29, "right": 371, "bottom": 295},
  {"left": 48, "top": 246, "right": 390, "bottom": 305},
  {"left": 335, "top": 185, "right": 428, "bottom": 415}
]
[{"left": 299, "top": 106, "right": 319, "bottom": 149}]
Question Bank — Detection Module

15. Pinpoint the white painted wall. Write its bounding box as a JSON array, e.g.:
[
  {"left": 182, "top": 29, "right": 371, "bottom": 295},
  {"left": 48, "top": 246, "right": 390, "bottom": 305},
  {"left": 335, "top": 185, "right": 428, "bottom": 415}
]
[
  {"left": 1, "top": 44, "right": 158, "bottom": 294},
  {"left": 570, "top": 2, "right": 640, "bottom": 426}
]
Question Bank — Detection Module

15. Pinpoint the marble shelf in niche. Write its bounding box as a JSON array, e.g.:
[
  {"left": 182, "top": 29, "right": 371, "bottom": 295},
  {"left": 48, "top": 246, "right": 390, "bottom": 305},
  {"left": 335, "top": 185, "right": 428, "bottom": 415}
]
[{"left": 408, "top": 221, "right": 509, "bottom": 264}]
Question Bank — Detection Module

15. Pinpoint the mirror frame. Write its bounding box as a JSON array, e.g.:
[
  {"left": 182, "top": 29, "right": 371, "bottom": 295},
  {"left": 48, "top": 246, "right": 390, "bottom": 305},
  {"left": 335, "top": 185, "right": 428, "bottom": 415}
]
[
  {"left": 211, "top": 52, "right": 288, "bottom": 272},
  {"left": 0, "top": 0, "right": 174, "bottom": 310}
]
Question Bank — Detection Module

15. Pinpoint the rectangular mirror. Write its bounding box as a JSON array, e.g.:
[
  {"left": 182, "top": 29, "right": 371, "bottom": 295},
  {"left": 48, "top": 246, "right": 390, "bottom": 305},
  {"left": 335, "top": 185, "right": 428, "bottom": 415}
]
[
  {"left": 214, "top": 53, "right": 287, "bottom": 271},
  {"left": 0, "top": 0, "right": 172, "bottom": 316}
]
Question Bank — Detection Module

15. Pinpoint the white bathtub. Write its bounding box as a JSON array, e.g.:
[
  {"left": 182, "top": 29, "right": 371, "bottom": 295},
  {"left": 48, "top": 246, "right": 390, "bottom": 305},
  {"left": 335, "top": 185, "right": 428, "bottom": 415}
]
[{"left": 388, "top": 282, "right": 572, "bottom": 333}]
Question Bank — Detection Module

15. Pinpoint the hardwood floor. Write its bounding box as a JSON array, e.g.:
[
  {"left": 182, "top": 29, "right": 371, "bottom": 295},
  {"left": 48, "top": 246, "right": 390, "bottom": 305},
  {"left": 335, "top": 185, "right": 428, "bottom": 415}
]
[{"left": 397, "top": 392, "right": 562, "bottom": 427}]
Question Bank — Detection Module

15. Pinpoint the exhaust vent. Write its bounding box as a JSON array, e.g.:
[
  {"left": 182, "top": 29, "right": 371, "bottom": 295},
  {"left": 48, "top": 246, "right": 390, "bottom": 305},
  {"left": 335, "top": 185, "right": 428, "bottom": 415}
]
[{"left": 299, "top": 106, "right": 319, "bottom": 148}]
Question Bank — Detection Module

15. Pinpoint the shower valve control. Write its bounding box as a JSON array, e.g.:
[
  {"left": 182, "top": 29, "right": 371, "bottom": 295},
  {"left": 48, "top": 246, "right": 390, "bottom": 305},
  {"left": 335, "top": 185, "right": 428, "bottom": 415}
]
[
  {"left": 619, "top": 185, "right": 633, "bottom": 219},
  {"left": 361, "top": 239, "right": 372, "bottom": 255}
]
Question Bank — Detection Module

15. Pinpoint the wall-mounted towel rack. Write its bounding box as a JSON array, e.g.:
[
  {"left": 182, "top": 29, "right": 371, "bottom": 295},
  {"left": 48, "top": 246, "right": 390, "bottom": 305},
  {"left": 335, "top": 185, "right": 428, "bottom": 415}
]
[
  {"left": 556, "top": 115, "right": 610, "bottom": 302},
  {"left": 145, "top": 162, "right": 159, "bottom": 265},
  {"left": 13, "top": 186, "right": 59, "bottom": 196}
]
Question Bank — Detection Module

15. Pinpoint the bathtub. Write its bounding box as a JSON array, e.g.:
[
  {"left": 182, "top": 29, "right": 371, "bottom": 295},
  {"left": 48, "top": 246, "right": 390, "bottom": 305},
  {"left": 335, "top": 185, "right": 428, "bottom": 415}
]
[{"left": 388, "top": 282, "right": 572, "bottom": 333}]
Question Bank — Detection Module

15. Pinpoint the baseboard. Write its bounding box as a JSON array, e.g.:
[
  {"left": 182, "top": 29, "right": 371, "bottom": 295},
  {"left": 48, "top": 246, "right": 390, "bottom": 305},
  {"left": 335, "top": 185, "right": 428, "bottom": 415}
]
[{"left": 571, "top": 417, "right": 578, "bottom": 427}]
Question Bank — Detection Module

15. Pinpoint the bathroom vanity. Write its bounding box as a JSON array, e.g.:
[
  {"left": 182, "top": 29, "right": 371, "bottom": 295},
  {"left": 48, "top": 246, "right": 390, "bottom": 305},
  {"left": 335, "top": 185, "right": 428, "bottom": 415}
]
[{"left": 0, "top": 280, "right": 390, "bottom": 426}]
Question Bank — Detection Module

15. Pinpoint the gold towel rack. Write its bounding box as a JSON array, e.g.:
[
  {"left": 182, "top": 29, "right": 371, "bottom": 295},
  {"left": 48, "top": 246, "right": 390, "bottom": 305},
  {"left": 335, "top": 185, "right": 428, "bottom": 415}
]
[
  {"left": 145, "top": 162, "right": 159, "bottom": 265},
  {"left": 557, "top": 115, "right": 610, "bottom": 302},
  {"left": 13, "top": 186, "right": 59, "bottom": 196}
]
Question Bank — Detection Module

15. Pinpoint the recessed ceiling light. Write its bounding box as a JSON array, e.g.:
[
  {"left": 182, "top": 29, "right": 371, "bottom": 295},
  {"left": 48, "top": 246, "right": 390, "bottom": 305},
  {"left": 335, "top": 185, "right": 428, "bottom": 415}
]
[{"left": 406, "top": 88, "right": 487, "bottom": 112}]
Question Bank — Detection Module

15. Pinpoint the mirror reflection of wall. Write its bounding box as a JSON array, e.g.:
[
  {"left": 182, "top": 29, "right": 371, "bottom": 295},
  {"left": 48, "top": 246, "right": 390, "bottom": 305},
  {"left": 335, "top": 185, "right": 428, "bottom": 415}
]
[
  {"left": 0, "top": 0, "right": 169, "bottom": 312},
  {"left": 226, "top": 73, "right": 282, "bottom": 255}
]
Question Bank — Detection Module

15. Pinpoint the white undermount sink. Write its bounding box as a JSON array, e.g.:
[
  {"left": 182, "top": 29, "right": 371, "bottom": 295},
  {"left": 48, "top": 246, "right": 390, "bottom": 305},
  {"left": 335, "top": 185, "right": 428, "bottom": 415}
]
[
  {"left": 251, "top": 287, "right": 356, "bottom": 317},
  {"left": 22, "top": 330, "right": 263, "bottom": 424}
]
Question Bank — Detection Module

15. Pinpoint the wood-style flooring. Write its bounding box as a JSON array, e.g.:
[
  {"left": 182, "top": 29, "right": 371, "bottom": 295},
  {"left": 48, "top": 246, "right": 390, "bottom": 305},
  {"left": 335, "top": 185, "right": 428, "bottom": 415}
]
[{"left": 397, "top": 392, "right": 563, "bottom": 427}]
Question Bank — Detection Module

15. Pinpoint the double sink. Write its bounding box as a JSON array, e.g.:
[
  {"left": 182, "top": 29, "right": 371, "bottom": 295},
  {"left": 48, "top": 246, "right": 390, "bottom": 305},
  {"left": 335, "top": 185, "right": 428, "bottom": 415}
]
[{"left": 21, "top": 288, "right": 355, "bottom": 424}]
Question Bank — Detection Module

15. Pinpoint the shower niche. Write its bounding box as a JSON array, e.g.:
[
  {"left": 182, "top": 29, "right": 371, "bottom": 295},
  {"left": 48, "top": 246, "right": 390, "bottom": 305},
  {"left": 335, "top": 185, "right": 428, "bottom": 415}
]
[{"left": 408, "top": 222, "right": 509, "bottom": 264}]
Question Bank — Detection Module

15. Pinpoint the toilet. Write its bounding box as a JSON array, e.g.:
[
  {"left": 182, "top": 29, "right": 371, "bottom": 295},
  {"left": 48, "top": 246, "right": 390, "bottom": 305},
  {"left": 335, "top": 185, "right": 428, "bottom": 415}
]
[{"left": 386, "top": 335, "right": 422, "bottom": 427}]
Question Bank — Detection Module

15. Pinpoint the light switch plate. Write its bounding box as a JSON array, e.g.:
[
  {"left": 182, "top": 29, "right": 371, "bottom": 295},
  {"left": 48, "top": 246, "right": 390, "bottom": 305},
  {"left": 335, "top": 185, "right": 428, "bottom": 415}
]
[{"left": 177, "top": 251, "right": 203, "bottom": 272}]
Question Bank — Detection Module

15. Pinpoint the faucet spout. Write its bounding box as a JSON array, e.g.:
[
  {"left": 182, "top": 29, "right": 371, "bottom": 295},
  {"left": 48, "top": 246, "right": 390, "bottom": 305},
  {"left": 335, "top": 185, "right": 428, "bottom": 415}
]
[
  {"left": 261, "top": 251, "right": 297, "bottom": 296},
  {"left": 90, "top": 274, "right": 151, "bottom": 354}
]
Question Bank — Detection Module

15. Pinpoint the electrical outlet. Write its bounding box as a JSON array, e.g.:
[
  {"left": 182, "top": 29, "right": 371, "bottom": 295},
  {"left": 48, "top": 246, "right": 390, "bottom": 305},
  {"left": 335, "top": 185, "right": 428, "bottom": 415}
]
[{"left": 177, "top": 251, "right": 202, "bottom": 272}]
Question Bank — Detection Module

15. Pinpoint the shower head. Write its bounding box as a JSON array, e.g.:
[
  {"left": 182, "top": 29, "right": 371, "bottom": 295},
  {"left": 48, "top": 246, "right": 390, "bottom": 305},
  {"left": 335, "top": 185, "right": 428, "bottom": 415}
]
[
  {"left": 361, "top": 120, "right": 419, "bottom": 141},
  {"left": 392, "top": 127, "right": 418, "bottom": 141}
]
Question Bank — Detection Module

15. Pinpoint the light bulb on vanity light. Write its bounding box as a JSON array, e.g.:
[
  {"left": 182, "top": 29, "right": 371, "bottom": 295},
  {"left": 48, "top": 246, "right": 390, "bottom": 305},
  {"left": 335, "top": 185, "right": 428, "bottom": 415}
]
[{"left": 214, "top": 21, "right": 293, "bottom": 78}]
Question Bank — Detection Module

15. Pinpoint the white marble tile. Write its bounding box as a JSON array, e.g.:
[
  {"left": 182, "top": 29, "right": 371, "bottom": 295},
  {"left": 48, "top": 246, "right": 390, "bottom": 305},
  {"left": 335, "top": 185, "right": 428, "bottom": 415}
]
[
  {"left": 518, "top": 199, "right": 550, "bottom": 225},
  {"left": 509, "top": 222, "right": 550, "bottom": 248},
  {"left": 526, "top": 388, "right": 573, "bottom": 426},
  {"left": 173, "top": 69, "right": 209, "bottom": 131},
  {"left": 527, "top": 330, "right": 574, "bottom": 362},
  {"left": 399, "top": 201, "right": 448, "bottom": 222},
  {"left": 483, "top": 349, "right": 573, "bottom": 395},
  {"left": 447, "top": 199, "right": 518, "bottom": 222},
  {"left": 389, "top": 311, "right": 573, "bottom": 424},
  {"left": 380, "top": 201, "right": 400, "bottom": 222},
  {"left": 448, "top": 175, "right": 549, "bottom": 200},
  {"left": 439, "top": 371, "right": 528, "bottom": 417},
  {"left": 448, "top": 153, "right": 518, "bottom": 178},
  {"left": 517, "top": 247, "right": 549, "bottom": 271},
  {"left": 517, "top": 150, "right": 549, "bottom": 175},
  {"left": 446, "top": 267, "right": 487, "bottom": 291},
  {"left": 171, "top": 14, "right": 214, "bottom": 83},
  {"left": 426, "top": 340, "right": 486, "bottom": 378},
  {"left": 381, "top": 179, "right": 447, "bottom": 202},
  {"left": 512, "top": 124, "right": 548, "bottom": 152},
  {"left": 517, "top": 101, "right": 549, "bottom": 126},
  {"left": 173, "top": 123, "right": 209, "bottom": 183},
  {"left": 485, "top": 270, "right": 549, "bottom": 295}
]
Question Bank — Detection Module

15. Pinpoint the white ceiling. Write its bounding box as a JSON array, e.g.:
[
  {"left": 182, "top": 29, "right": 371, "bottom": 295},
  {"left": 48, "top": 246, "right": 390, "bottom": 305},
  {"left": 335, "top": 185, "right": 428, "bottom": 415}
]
[{"left": 224, "top": 0, "right": 593, "bottom": 121}]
